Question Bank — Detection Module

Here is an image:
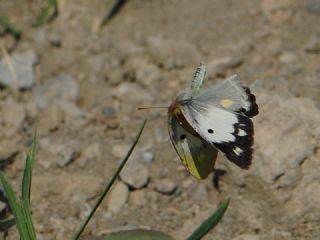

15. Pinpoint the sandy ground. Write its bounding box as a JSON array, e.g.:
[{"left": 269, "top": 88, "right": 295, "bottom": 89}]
[{"left": 0, "top": 1, "right": 320, "bottom": 239}]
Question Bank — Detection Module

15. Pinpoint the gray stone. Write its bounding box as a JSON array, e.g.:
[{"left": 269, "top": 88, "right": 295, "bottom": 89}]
[
  {"left": 192, "top": 183, "right": 208, "bottom": 201},
  {"left": 135, "top": 63, "right": 162, "bottom": 87},
  {"left": 154, "top": 179, "right": 177, "bottom": 195},
  {"left": 57, "top": 100, "right": 86, "bottom": 120},
  {"left": 281, "top": 180, "right": 320, "bottom": 223},
  {"left": 39, "top": 138, "right": 80, "bottom": 168},
  {"left": 154, "top": 127, "right": 170, "bottom": 143},
  {"left": 120, "top": 162, "right": 149, "bottom": 189},
  {"left": 78, "top": 143, "right": 101, "bottom": 167},
  {"left": 0, "top": 50, "right": 37, "bottom": 89},
  {"left": 111, "top": 144, "right": 130, "bottom": 159},
  {"left": 102, "top": 106, "right": 115, "bottom": 117},
  {"left": 107, "top": 181, "right": 129, "bottom": 214},
  {"left": 252, "top": 90, "right": 320, "bottom": 184},
  {"left": 278, "top": 51, "right": 297, "bottom": 63},
  {"left": 305, "top": 36, "right": 320, "bottom": 53},
  {"left": 33, "top": 73, "right": 79, "bottom": 109},
  {"left": 306, "top": 0, "right": 320, "bottom": 14},
  {"left": 113, "top": 82, "right": 154, "bottom": 104},
  {"left": 133, "top": 144, "right": 155, "bottom": 165},
  {"left": 1, "top": 98, "right": 26, "bottom": 131},
  {"left": 207, "top": 55, "right": 243, "bottom": 77},
  {"left": 273, "top": 168, "right": 302, "bottom": 189}
]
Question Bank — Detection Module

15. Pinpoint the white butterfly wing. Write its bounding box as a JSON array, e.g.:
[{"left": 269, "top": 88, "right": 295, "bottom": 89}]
[
  {"left": 180, "top": 103, "right": 253, "bottom": 169},
  {"left": 195, "top": 74, "right": 258, "bottom": 117},
  {"left": 177, "top": 75, "right": 258, "bottom": 169},
  {"left": 168, "top": 114, "right": 218, "bottom": 179}
]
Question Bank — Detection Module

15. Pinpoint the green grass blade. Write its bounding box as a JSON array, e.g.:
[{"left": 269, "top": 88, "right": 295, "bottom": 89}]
[
  {"left": 101, "top": 0, "right": 127, "bottom": 26},
  {"left": 0, "top": 14, "right": 21, "bottom": 39},
  {"left": 21, "top": 131, "right": 37, "bottom": 205},
  {"left": 0, "top": 218, "right": 15, "bottom": 232},
  {"left": 20, "top": 199, "right": 37, "bottom": 239},
  {"left": 32, "top": 0, "right": 58, "bottom": 27},
  {"left": 99, "top": 229, "right": 174, "bottom": 240},
  {"left": 0, "top": 172, "right": 29, "bottom": 239},
  {"left": 71, "top": 119, "right": 148, "bottom": 240},
  {"left": 186, "top": 198, "right": 230, "bottom": 240}
]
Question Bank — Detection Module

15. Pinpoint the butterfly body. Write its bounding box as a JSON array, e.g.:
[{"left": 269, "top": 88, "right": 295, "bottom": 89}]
[{"left": 168, "top": 63, "right": 259, "bottom": 179}]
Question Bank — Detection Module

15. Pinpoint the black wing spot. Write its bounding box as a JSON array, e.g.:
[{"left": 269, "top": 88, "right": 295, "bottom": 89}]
[
  {"left": 180, "top": 134, "right": 186, "bottom": 140},
  {"left": 208, "top": 129, "right": 214, "bottom": 134}
]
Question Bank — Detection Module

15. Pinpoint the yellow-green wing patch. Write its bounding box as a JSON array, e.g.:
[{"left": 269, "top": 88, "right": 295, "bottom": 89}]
[{"left": 168, "top": 114, "right": 217, "bottom": 179}]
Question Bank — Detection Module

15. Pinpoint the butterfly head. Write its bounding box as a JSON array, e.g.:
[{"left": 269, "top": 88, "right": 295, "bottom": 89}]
[{"left": 168, "top": 100, "right": 197, "bottom": 135}]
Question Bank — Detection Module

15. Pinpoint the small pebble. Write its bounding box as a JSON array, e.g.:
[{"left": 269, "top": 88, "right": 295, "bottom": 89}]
[
  {"left": 107, "top": 181, "right": 129, "bottom": 214},
  {"left": 154, "top": 179, "right": 177, "bottom": 195},
  {"left": 120, "top": 162, "right": 149, "bottom": 189}
]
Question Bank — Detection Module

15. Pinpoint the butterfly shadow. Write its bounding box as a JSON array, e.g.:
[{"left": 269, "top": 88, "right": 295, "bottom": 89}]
[{"left": 212, "top": 169, "right": 227, "bottom": 192}]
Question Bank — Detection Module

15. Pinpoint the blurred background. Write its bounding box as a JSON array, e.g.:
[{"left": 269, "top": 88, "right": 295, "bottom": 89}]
[{"left": 0, "top": 0, "right": 319, "bottom": 239}]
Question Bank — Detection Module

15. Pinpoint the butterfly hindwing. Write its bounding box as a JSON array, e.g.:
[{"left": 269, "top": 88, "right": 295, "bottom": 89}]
[{"left": 168, "top": 114, "right": 218, "bottom": 179}]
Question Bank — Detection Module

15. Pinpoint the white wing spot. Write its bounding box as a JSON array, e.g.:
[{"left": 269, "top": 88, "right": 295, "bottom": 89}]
[
  {"left": 233, "top": 147, "right": 243, "bottom": 156},
  {"left": 237, "top": 129, "right": 247, "bottom": 136}
]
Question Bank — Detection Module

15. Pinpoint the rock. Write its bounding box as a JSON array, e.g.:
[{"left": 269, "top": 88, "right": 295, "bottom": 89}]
[
  {"left": 281, "top": 180, "right": 320, "bottom": 223},
  {"left": 154, "top": 127, "right": 170, "bottom": 143},
  {"left": 0, "top": 49, "right": 37, "bottom": 89},
  {"left": 305, "top": 36, "right": 320, "bottom": 53},
  {"left": 1, "top": 98, "right": 26, "bottom": 132},
  {"left": 78, "top": 143, "right": 101, "bottom": 167},
  {"left": 32, "top": 172, "right": 103, "bottom": 216},
  {"left": 39, "top": 138, "right": 80, "bottom": 168},
  {"left": 57, "top": 100, "right": 86, "bottom": 120},
  {"left": 107, "top": 181, "right": 129, "bottom": 214},
  {"left": 113, "top": 82, "right": 153, "bottom": 104},
  {"left": 306, "top": 0, "right": 320, "bottom": 14},
  {"left": 232, "top": 234, "right": 260, "bottom": 240},
  {"left": 192, "top": 183, "right": 208, "bottom": 201},
  {"left": 37, "top": 103, "right": 64, "bottom": 133},
  {"left": 274, "top": 168, "right": 302, "bottom": 189},
  {"left": 111, "top": 144, "right": 130, "bottom": 159},
  {"left": 207, "top": 56, "right": 244, "bottom": 77},
  {"left": 33, "top": 73, "right": 79, "bottom": 109},
  {"left": 132, "top": 144, "right": 155, "bottom": 165},
  {"left": 130, "top": 190, "right": 146, "bottom": 207},
  {"left": 102, "top": 106, "right": 116, "bottom": 117},
  {"left": 135, "top": 63, "right": 162, "bottom": 87},
  {"left": 120, "top": 162, "right": 149, "bottom": 189},
  {"left": 154, "top": 179, "right": 177, "bottom": 195},
  {"left": 252, "top": 91, "right": 320, "bottom": 184},
  {"left": 278, "top": 52, "right": 297, "bottom": 63},
  {"left": 261, "top": 0, "right": 295, "bottom": 24}
]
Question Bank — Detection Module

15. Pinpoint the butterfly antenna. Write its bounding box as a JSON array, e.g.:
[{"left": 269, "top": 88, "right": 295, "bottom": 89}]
[{"left": 137, "top": 107, "right": 167, "bottom": 110}]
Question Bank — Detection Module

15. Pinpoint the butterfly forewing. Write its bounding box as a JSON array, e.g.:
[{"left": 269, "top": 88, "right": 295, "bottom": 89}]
[
  {"left": 178, "top": 74, "right": 258, "bottom": 169},
  {"left": 180, "top": 103, "right": 254, "bottom": 169},
  {"left": 168, "top": 114, "right": 218, "bottom": 179}
]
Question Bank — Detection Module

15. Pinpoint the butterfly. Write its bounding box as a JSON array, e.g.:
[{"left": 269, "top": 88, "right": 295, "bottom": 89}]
[{"left": 168, "top": 63, "right": 259, "bottom": 179}]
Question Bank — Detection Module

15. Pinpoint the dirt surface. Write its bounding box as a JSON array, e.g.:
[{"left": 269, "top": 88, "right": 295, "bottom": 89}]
[{"left": 0, "top": 1, "right": 320, "bottom": 239}]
